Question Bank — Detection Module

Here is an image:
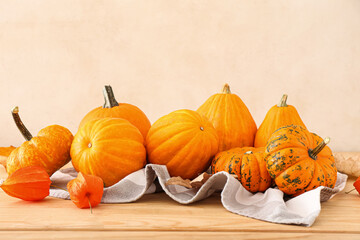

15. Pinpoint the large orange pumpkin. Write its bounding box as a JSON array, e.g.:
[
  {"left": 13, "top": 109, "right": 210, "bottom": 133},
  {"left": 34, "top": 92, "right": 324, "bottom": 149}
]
[
  {"left": 265, "top": 125, "right": 337, "bottom": 196},
  {"left": 146, "top": 109, "right": 218, "bottom": 179},
  {"left": 254, "top": 94, "right": 306, "bottom": 148},
  {"left": 212, "top": 147, "right": 272, "bottom": 192},
  {"left": 71, "top": 118, "right": 146, "bottom": 187},
  {"left": 7, "top": 107, "right": 73, "bottom": 176},
  {"left": 197, "top": 84, "right": 257, "bottom": 151},
  {"left": 79, "top": 85, "right": 151, "bottom": 138}
]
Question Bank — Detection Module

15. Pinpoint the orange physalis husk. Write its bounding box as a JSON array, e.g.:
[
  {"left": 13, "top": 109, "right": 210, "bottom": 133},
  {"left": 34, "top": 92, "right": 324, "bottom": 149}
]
[
  {"left": 353, "top": 176, "right": 360, "bottom": 194},
  {"left": 67, "top": 172, "right": 104, "bottom": 210},
  {"left": 0, "top": 146, "right": 16, "bottom": 169},
  {"left": 0, "top": 166, "right": 51, "bottom": 201}
]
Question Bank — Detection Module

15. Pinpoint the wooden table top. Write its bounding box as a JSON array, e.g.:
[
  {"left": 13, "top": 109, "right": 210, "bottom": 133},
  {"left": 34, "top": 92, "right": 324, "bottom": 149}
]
[{"left": 0, "top": 164, "right": 360, "bottom": 239}]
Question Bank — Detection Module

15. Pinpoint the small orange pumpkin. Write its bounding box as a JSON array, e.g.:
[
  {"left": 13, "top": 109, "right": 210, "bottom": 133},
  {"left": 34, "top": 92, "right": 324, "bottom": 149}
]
[
  {"left": 197, "top": 84, "right": 257, "bottom": 151},
  {"left": 1, "top": 166, "right": 51, "bottom": 201},
  {"left": 0, "top": 146, "right": 16, "bottom": 169},
  {"left": 71, "top": 118, "right": 146, "bottom": 187},
  {"left": 146, "top": 109, "right": 218, "bottom": 179},
  {"left": 212, "top": 147, "right": 272, "bottom": 192},
  {"left": 265, "top": 125, "right": 337, "bottom": 196},
  {"left": 7, "top": 107, "right": 73, "bottom": 176},
  {"left": 254, "top": 94, "right": 306, "bottom": 148},
  {"left": 79, "top": 85, "right": 151, "bottom": 138}
]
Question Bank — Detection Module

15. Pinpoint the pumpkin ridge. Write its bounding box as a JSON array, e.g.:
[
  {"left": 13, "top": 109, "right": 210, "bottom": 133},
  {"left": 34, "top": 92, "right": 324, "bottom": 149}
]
[
  {"left": 169, "top": 131, "right": 206, "bottom": 177},
  {"left": 147, "top": 122, "right": 198, "bottom": 139},
  {"left": 147, "top": 128, "right": 195, "bottom": 156}
]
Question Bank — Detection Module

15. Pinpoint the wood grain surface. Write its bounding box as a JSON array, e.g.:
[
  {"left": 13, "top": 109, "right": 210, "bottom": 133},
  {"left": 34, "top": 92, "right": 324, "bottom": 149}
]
[{"left": 0, "top": 159, "right": 359, "bottom": 239}]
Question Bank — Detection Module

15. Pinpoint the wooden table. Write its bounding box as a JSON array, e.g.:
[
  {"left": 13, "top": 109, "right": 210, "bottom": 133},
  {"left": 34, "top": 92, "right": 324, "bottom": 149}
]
[{"left": 0, "top": 165, "right": 360, "bottom": 239}]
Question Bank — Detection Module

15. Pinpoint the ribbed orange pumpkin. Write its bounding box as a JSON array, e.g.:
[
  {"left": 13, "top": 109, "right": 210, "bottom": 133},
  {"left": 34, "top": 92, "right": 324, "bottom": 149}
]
[
  {"left": 71, "top": 118, "right": 146, "bottom": 187},
  {"left": 79, "top": 85, "right": 151, "bottom": 138},
  {"left": 146, "top": 109, "right": 218, "bottom": 179},
  {"left": 255, "top": 94, "right": 306, "bottom": 148},
  {"left": 197, "top": 84, "right": 257, "bottom": 151},
  {"left": 212, "top": 147, "right": 272, "bottom": 192},
  {"left": 7, "top": 107, "right": 73, "bottom": 176},
  {"left": 265, "top": 125, "right": 337, "bottom": 196}
]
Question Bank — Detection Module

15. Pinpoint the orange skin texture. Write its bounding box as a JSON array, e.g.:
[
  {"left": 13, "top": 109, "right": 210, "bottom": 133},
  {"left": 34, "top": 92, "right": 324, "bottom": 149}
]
[
  {"left": 265, "top": 125, "right": 337, "bottom": 197},
  {"left": 1, "top": 166, "right": 51, "bottom": 201},
  {"left": 79, "top": 103, "right": 151, "bottom": 139},
  {"left": 67, "top": 172, "right": 104, "bottom": 209},
  {"left": 197, "top": 92, "right": 257, "bottom": 152},
  {"left": 71, "top": 118, "right": 146, "bottom": 187},
  {"left": 6, "top": 125, "right": 73, "bottom": 176},
  {"left": 255, "top": 104, "right": 306, "bottom": 148},
  {"left": 212, "top": 147, "right": 272, "bottom": 193},
  {"left": 146, "top": 109, "right": 219, "bottom": 180}
]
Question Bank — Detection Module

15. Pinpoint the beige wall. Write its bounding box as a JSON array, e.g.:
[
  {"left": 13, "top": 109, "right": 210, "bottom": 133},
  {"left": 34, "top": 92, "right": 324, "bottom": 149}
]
[{"left": 0, "top": 0, "right": 359, "bottom": 151}]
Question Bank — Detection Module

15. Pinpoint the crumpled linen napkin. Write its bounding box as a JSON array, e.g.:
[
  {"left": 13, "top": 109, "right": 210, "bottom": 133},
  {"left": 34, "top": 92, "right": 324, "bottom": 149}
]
[{"left": 49, "top": 164, "right": 347, "bottom": 227}]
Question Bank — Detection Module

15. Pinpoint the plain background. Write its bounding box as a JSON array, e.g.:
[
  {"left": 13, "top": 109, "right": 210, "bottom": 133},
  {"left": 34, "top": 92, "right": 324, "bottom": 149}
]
[{"left": 0, "top": 0, "right": 359, "bottom": 151}]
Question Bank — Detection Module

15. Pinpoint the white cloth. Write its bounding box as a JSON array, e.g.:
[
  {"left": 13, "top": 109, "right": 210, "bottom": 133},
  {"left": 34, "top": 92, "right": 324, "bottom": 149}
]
[{"left": 48, "top": 164, "right": 347, "bottom": 227}]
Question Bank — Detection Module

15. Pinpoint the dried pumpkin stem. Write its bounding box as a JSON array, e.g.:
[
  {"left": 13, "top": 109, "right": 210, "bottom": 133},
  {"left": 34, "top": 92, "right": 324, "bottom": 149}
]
[
  {"left": 11, "top": 106, "right": 33, "bottom": 141},
  {"left": 277, "top": 94, "right": 288, "bottom": 107},
  {"left": 103, "top": 85, "right": 119, "bottom": 108},
  {"left": 345, "top": 188, "right": 356, "bottom": 194},
  {"left": 309, "top": 137, "right": 330, "bottom": 159},
  {"left": 222, "top": 84, "right": 231, "bottom": 94}
]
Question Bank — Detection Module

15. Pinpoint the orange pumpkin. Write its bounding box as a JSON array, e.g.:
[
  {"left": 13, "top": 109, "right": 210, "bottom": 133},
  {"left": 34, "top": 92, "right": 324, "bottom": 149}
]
[
  {"left": 255, "top": 94, "right": 306, "bottom": 148},
  {"left": 79, "top": 85, "right": 151, "bottom": 138},
  {"left": 146, "top": 109, "right": 218, "bottom": 179},
  {"left": 71, "top": 118, "right": 146, "bottom": 187},
  {"left": 265, "top": 125, "right": 337, "bottom": 196},
  {"left": 197, "top": 84, "right": 257, "bottom": 151},
  {"left": 212, "top": 147, "right": 272, "bottom": 192},
  {"left": 7, "top": 107, "right": 73, "bottom": 176},
  {"left": 0, "top": 146, "right": 16, "bottom": 169},
  {"left": 1, "top": 166, "right": 51, "bottom": 201}
]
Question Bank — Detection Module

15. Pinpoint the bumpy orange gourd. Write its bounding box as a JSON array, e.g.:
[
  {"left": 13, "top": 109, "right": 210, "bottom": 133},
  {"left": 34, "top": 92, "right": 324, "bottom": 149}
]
[
  {"left": 254, "top": 94, "right": 306, "bottom": 148},
  {"left": 265, "top": 125, "right": 337, "bottom": 196},
  {"left": 197, "top": 84, "right": 257, "bottom": 151},
  {"left": 1, "top": 166, "right": 51, "bottom": 201},
  {"left": 71, "top": 118, "right": 146, "bottom": 187},
  {"left": 79, "top": 85, "right": 151, "bottom": 138},
  {"left": 6, "top": 107, "right": 73, "bottom": 176},
  {"left": 146, "top": 109, "right": 219, "bottom": 179},
  {"left": 212, "top": 147, "right": 272, "bottom": 192}
]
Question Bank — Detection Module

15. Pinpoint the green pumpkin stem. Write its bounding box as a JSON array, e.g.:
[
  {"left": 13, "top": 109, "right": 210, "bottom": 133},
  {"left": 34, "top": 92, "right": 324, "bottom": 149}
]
[
  {"left": 277, "top": 94, "right": 288, "bottom": 107},
  {"left": 11, "top": 106, "right": 33, "bottom": 141},
  {"left": 222, "top": 84, "right": 231, "bottom": 94},
  {"left": 103, "top": 85, "right": 119, "bottom": 108},
  {"left": 309, "top": 137, "right": 330, "bottom": 159}
]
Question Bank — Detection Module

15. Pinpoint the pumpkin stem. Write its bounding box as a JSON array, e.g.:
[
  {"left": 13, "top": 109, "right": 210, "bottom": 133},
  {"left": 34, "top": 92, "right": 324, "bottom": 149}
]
[
  {"left": 11, "top": 106, "right": 33, "bottom": 141},
  {"left": 222, "top": 84, "right": 231, "bottom": 94},
  {"left": 87, "top": 196, "right": 93, "bottom": 214},
  {"left": 277, "top": 94, "right": 288, "bottom": 107},
  {"left": 309, "top": 137, "right": 330, "bottom": 159},
  {"left": 102, "top": 85, "right": 119, "bottom": 108},
  {"left": 245, "top": 151, "right": 253, "bottom": 154}
]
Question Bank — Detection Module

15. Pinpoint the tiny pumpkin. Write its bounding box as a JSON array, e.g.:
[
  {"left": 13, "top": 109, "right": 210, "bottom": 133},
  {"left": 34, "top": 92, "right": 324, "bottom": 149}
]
[
  {"left": 71, "top": 118, "right": 146, "bottom": 187},
  {"left": 0, "top": 146, "right": 16, "bottom": 169},
  {"left": 0, "top": 166, "right": 51, "bottom": 201},
  {"left": 146, "top": 109, "right": 219, "bottom": 179},
  {"left": 254, "top": 94, "right": 306, "bottom": 148},
  {"left": 6, "top": 107, "right": 73, "bottom": 176},
  {"left": 67, "top": 172, "right": 104, "bottom": 209},
  {"left": 265, "top": 125, "right": 337, "bottom": 196},
  {"left": 212, "top": 147, "right": 272, "bottom": 192},
  {"left": 197, "top": 84, "right": 257, "bottom": 151},
  {"left": 79, "top": 85, "right": 151, "bottom": 138}
]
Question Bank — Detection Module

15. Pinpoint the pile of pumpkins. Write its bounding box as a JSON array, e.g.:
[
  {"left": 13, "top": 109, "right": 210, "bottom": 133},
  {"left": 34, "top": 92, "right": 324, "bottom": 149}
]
[{"left": 5, "top": 84, "right": 337, "bottom": 197}]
